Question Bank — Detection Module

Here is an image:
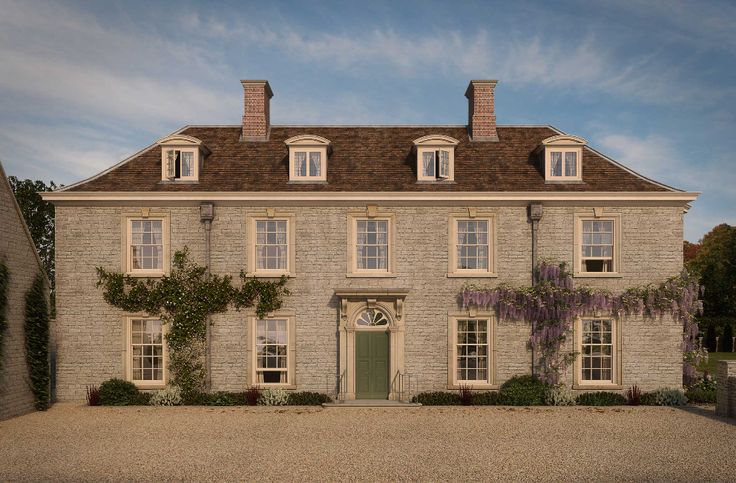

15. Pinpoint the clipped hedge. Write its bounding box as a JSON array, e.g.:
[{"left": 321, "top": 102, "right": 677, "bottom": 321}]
[
  {"left": 575, "top": 391, "right": 627, "bottom": 406},
  {"left": 641, "top": 388, "right": 688, "bottom": 406},
  {"left": 471, "top": 391, "right": 500, "bottom": 405},
  {"left": 411, "top": 391, "right": 461, "bottom": 405},
  {"left": 287, "top": 391, "right": 333, "bottom": 405},
  {"left": 685, "top": 388, "right": 716, "bottom": 404},
  {"left": 499, "top": 375, "right": 548, "bottom": 406}
]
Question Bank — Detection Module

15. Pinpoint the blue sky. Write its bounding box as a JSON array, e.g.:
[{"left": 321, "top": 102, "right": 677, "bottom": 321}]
[{"left": 1, "top": 0, "right": 734, "bottom": 242}]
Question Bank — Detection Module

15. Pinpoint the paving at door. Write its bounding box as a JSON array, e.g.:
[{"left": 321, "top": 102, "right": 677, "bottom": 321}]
[{"left": 1, "top": 403, "right": 735, "bottom": 481}]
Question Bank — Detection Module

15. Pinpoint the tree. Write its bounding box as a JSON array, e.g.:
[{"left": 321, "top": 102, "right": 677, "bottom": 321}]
[
  {"left": 687, "top": 224, "right": 736, "bottom": 318},
  {"left": 8, "top": 177, "right": 57, "bottom": 291},
  {"left": 705, "top": 323, "right": 717, "bottom": 352},
  {"left": 683, "top": 241, "right": 700, "bottom": 264},
  {"left": 722, "top": 323, "right": 734, "bottom": 353}
]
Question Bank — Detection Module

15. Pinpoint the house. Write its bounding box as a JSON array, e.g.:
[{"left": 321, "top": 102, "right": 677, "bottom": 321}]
[
  {"left": 43, "top": 80, "right": 698, "bottom": 401},
  {"left": 0, "top": 162, "right": 50, "bottom": 419}
]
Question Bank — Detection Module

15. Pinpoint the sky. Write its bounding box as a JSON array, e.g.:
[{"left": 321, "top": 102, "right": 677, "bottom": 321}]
[{"left": 0, "top": 0, "right": 734, "bottom": 242}]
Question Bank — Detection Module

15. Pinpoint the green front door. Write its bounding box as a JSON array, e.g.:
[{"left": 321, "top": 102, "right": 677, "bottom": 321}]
[{"left": 355, "top": 331, "right": 389, "bottom": 399}]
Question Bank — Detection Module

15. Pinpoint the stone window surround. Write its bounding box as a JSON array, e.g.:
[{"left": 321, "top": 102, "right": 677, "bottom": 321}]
[
  {"left": 346, "top": 209, "right": 397, "bottom": 278},
  {"left": 245, "top": 310, "right": 297, "bottom": 389},
  {"left": 447, "top": 311, "right": 498, "bottom": 390},
  {"left": 285, "top": 134, "right": 331, "bottom": 183},
  {"left": 573, "top": 210, "right": 622, "bottom": 278},
  {"left": 122, "top": 315, "right": 169, "bottom": 390},
  {"left": 447, "top": 210, "right": 498, "bottom": 278},
  {"left": 572, "top": 316, "right": 623, "bottom": 390},
  {"left": 245, "top": 210, "right": 296, "bottom": 278},
  {"left": 413, "top": 134, "right": 459, "bottom": 182},
  {"left": 121, "top": 210, "right": 171, "bottom": 277},
  {"left": 335, "top": 289, "right": 408, "bottom": 401}
]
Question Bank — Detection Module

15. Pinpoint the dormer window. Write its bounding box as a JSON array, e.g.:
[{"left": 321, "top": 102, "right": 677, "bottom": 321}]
[
  {"left": 285, "top": 135, "right": 331, "bottom": 182},
  {"left": 540, "top": 135, "right": 586, "bottom": 182},
  {"left": 413, "top": 135, "right": 459, "bottom": 182},
  {"left": 157, "top": 134, "right": 209, "bottom": 182}
]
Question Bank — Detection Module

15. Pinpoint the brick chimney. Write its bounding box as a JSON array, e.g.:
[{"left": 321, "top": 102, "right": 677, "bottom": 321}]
[
  {"left": 465, "top": 80, "right": 499, "bottom": 141},
  {"left": 241, "top": 80, "right": 273, "bottom": 141}
]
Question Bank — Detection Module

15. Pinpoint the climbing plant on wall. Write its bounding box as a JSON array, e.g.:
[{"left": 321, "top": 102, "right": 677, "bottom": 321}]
[
  {"left": 24, "top": 274, "right": 50, "bottom": 410},
  {"left": 460, "top": 261, "right": 704, "bottom": 385},
  {"left": 96, "top": 248, "right": 289, "bottom": 396},
  {"left": 0, "top": 261, "right": 9, "bottom": 373}
]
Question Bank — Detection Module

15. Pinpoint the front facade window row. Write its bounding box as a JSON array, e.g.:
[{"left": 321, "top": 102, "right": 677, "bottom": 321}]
[
  {"left": 122, "top": 212, "right": 622, "bottom": 278},
  {"left": 123, "top": 314, "right": 620, "bottom": 389}
]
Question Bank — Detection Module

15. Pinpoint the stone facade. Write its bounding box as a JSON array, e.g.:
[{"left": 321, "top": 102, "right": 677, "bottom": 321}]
[
  {"left": 0, "top": 163, "right": 49, "bottom": 420},
  {"left": 716, "top": 360, "right": 736, "bottom": 418},
  {"left": 53, "top": 202, "right": 685, "bottom": 400}
]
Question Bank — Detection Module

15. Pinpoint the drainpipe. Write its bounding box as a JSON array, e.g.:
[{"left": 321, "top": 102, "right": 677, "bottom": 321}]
[
  {"left": 200, "top": 202, "right": 215, "bottom": 391},
  {"left": 528, "top": 202, "right": 543, "bottom": 377}
]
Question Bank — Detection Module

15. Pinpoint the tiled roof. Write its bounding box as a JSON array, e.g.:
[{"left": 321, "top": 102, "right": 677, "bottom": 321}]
[{"left": 66, "top": 126, "right": 671, "bottom": 192}]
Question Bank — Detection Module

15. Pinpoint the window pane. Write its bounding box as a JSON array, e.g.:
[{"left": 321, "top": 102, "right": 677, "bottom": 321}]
[
  {"left": 564, "top": 152, "right": 577, "bottom": 177},
  {"left": 256, "top": 319, "right": 289, "bottom": 384},
  {"left": 456, "top": 220, "right": 490, "bottom": 270},
  {"left": 255, "top": 219, "right": 288, "bottom": 271},
  {"left": 309, "top": 152, "right": 321, "bottom": 177},
  {"left": 130, "top": 219, "right": 163, "bottom": 271},
  {"left": 550, "top": 152, "right": 562, "bottom": 176},
  {"left": 422, "top": 151, "right": 435, "bottom": 177},
  {"left": 294, "top": 152, "right": 307, "bottom": 177},
  {"left": 356, "top": 218, "right": 389, "bottom": 271},
  {"left": 181, "top": 151, "right": 193, "bottom": 177}
]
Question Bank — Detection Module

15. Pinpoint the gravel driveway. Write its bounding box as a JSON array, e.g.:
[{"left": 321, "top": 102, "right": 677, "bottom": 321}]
[{"left": 1, "top": 403, "right": 735, "bottom": 482}]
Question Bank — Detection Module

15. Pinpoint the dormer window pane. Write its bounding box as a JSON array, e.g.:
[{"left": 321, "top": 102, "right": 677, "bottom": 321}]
[
  {"left": 565, "top": 152, "right": 577, "bottom": 177},
  {"left": 550, "top": 152, "right": 563, "bottom": 177},
  {"left": 294, "top": 152, "right": 307, "bottom": 177},
  {"left": 439, "top": 150, "right": 450, "bottom": 178},
  {"left": 309, "top": 152, "right": 321, "bottom": 177},
  {"left": 181, "top": 152, "right": 193, "bottom": 178},
  {"left": 422, "top": 151, "right": 435, "bottom": 177}
]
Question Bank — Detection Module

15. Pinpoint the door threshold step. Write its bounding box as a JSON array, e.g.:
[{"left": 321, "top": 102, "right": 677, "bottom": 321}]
[{"left": 323, "top": 400, "right": 421, "bottom": 408}]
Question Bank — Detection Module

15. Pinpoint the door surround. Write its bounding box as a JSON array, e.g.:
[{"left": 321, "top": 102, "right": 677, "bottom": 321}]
[{"left": 335, "top": 289, "right": 409, "bottom": 401}]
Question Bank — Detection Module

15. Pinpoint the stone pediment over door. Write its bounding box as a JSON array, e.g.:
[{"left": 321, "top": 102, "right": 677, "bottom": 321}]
[{"left": 334, "top": 289, "right": 409, "bottom": 401}]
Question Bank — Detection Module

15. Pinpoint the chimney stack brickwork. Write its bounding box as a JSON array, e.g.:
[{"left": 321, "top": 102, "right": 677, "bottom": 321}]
[
  {"left": 465, "top": 80, "right": 499, "bottom": 142},
  {"left": 241, "top": 80, "right": 273, "bottom": 141}
]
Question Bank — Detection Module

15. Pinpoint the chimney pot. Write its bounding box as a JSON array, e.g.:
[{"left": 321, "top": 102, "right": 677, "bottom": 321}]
[
  {"left": 241, "top": 80, "right": 273, "bottom": 142},
  {"left": 465, "top": 80, "right": 499, "bottom": 142}
]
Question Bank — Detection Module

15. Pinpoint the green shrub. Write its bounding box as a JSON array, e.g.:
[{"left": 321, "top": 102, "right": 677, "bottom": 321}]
[
  {"left": 99, "top": 378, "right": 140, "bottom": 406},
  {"left": 287, "top": 391, "right": 332, "bottom": 405},
  {"left": 206, "top": 392, "right": 240, "bottom": 406},
  {"left": 471, "top": 391, "right": 500, "bottom": 405},
  {"left": 545, "top": 385, "right": 576, "bottom": 406},
  {"left": 150, "top": 385, "right": 183, "bottom": 406},
  {"left": 576, "top": 391, "right": 626, "bottom": 406},
  {"left": 685, "top": 388, "right": 716, "bottom": 404},
  {"left": 259, "top": 388, "right": 288, "bottom": 406},
  {"left": 499, "top": 375, "right": 549, "bottom": 406},
  {"left": 411, "top": 391, "right": 461, "bottom": 405},
  {"left": 644, "top": 388, "right": 688, "bottom": 406},
  {"left": 640, "top": 391, "right": 657, "bottom": 405}
]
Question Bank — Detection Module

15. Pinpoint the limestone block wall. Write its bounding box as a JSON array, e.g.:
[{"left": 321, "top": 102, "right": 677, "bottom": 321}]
[
  {"left": 0, "top": 165, "right": 48, "bottom": 420},
  {"left": 716, "top": 360, "right": 736, "bottom": 418},
  {"left": 54, "top": 202, "right": 685, "bottom": 400}
]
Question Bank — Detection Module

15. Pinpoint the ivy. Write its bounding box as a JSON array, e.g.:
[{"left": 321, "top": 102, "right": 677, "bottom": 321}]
[
  {"left": 0, "top": 261, "right": 9, "bottom": 373},
  {"left": 461, "top": 261, "right": 704, "bottom": 385},
  {"left": 96, "top": 248, "right": 289, "bottom": 396},
  {"left": 24, "top": 274, "right": 50, "bottom": 410}
]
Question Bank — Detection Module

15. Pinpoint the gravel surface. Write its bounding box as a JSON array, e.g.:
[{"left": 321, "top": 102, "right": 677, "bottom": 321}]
[{"left": 1, "top": 403, "right": 735, "bottom": 482}]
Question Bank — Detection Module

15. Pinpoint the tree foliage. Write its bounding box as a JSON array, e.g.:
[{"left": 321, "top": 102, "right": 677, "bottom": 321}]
[
  {"left": 97, "top": 248, "right": 289, "bottom": 395},
  {"left": 24, "top": 274, "right": 50, "bottom": 410},
  {"left": 8, "top": 177, "right": 57, "bottom": 291},
  {"left": 687, "top": 223, "right": 736, "bottom": 318}
]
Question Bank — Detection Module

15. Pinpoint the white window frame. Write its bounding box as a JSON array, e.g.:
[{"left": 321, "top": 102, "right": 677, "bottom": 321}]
[
  {"left": 246, "top": 212, "right": 296, "bottom": 277},
  {"left": 124, "top": 316, "right": 168, "bottom": 389},
  {"left": 246, "top": 312, "right": 296, "bottom": 388},
  {"left": 448, "top": 213, "right": 497, "bottom": 277},
  {"left": 540, "top": 134, "right": 586, "bottom": 182},
  {"left": 413, "top": 135, "right": 459, "bottom": 182},
  {"left": 347, "top": 212, "right": 396, "bottom": 277},
  {"left": 285, "top": 135, "right": 331, "bottom": 182},
  {"left": 447, "top": 313, "right": 496, "bottom": 389},
  {"left": 573, "top": 212, "right": 622, "bottom": 278},
  {"left": 574, "top": 317, "right": 622, "bottom": 389},
  {"left": 157, "top": 134, "right": 207, "bottom": 182},
  {"left": 162, "top": 148, "right": 199, "bottom": 181},
  {"left": 122, "top": 212, "right": 170, "bottom": 277}
]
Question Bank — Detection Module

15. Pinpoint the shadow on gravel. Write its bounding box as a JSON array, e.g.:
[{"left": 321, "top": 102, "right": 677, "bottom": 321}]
[{"left": 678, "top": 405, "right": 735, "bottom": 426}]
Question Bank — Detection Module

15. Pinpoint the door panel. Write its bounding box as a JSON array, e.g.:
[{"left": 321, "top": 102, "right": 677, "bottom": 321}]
[{"left": 355, "top": 331, "right": 389, "bottom": 399}]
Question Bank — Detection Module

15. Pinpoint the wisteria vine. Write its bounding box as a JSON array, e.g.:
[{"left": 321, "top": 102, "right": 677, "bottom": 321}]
[{"left": 460, "top": 262, "right": 704, "bottom": 385}]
